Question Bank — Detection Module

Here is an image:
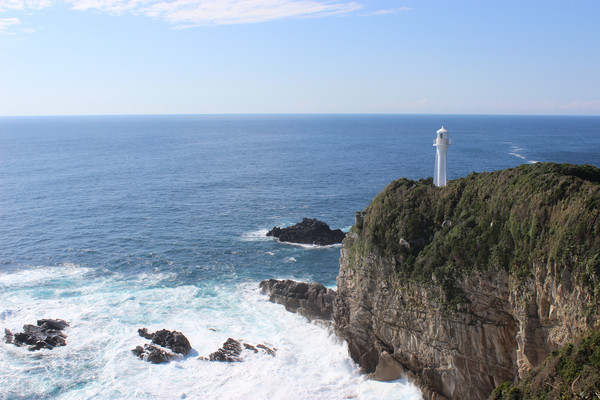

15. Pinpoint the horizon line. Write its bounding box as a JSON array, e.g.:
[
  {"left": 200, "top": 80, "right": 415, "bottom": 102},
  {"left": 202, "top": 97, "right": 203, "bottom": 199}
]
[{"left": 2, "top": 112, "right": 600, "bottom": 118}]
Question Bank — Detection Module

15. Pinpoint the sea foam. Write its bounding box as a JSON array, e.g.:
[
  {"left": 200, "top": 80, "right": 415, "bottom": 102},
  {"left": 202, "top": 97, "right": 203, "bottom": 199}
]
[{"left": 0, "top": 267, "right": 422, "bottom": 399}]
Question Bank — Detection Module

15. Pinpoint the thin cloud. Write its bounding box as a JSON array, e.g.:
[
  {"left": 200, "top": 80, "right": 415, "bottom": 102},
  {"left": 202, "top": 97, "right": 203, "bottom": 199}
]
[
  {"left": 561, "top": 100, "right": 600, "bottom": 110},
  {"left": 0, "top": 0, "right": 52, "bottom": 12},
  {"left": 65, "top": 0, "right": 362, "bottom": 26},
  {"left": 362, "top": 7, "right": 410, "bottom": 17},
  {"left": 0, "top": 0, "right": 367, "bottom": 32},
  {"left": 0, "top": 16, "right": 20, "bottom": 32}
]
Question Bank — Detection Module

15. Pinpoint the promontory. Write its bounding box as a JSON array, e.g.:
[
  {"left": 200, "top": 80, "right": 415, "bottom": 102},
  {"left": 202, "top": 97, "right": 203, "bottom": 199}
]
[{"left": 334, "top": 162, "right": 600, "bottom": 399}]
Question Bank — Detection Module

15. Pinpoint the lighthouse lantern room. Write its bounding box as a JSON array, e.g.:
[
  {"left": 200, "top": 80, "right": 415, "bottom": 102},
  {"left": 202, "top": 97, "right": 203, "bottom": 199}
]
[{"left": 433, "top": 126, "right": 451, "bottom": 187}]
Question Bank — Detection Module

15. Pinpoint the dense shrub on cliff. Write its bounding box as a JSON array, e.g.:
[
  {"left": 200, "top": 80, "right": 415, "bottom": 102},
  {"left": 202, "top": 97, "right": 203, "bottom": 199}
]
[
  {"left": 490, "top": 329, "right": 600, "bottom": 399},
  {"left": 351, "top": 163, "right": 600, "bottom": 293}
]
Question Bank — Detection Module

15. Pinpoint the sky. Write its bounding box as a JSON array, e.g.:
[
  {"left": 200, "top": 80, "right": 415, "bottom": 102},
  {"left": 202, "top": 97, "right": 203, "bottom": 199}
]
[{"left": 0, "top": 0, "right": 599, "bottom": 116}]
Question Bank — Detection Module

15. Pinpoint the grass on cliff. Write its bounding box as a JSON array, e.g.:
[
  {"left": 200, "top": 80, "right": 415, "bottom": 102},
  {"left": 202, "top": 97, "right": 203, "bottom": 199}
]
[
  {"left": 489, "top": 329, "right": 600, "bottom": 400},
  {"left": 350, "top": 163, "right": 600, "bottom": 299}
]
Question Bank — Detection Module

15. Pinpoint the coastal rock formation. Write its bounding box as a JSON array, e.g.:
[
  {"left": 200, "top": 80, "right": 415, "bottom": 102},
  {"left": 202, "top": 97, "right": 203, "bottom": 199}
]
[
  {"left": 490, "top": 329, "right": 600, "bottom": 399},
  {"left": 5, "top": 319, "right": 69, "bottom": 351},
  {"left": 333, "top": 163, "right": 600, "bottom": 400},
  {"left": 267, "top": 218, "right": 345, "bottom": 246},
  {"left": 132, "top": 344, "right": 177, "bottom": 364},
  {"left": 259, "top": 279, "right": 336, "bottom": 321},
  {"left": 201, "top": 338, "right": 276, "bottom": 362},
  {"left": 132, "top": 328, "right": 191, "bottom": 363}
]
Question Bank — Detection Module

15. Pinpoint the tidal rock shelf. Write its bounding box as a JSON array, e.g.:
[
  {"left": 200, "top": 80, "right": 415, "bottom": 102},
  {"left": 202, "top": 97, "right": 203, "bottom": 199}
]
[{"left": 259, "top": 279, "right": 336, "bottom": 321}]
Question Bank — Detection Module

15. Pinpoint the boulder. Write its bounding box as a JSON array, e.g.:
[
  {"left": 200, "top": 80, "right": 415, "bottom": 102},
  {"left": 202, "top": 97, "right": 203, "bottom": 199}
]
[
  {"left": 259, "top": 279, "right": 336, "bottom": 321},
  {"left": 5, "top": 319, "right": 69, "bottom": 351},
  {"left": 266, "top": 218, "right": 345, "bottom": 246}
]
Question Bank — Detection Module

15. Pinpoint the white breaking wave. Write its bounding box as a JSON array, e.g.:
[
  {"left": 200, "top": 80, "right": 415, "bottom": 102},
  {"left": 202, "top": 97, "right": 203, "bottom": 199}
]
[
  {"left": 240, "top": 228, "right": 271, "bottom": 242},
  {"left": 0, "top": 267, "right": 423, "bottom": 400},
  {"left": 508, "top": 144, "right": 539, "bottom": 164},
  {"left": 279, "top": 241, "right": 343, "bottom": 249}
]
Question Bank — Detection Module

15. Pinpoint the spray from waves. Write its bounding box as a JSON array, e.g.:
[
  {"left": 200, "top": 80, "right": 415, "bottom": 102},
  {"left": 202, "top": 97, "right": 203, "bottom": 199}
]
[
  {"left": 0, "top": 266, "right": 422, "bottom": 399},
  {"left": 239, "top": 229, "right": 271, "bottom": 242},
  {"left": 508, "top": 144, "right": 539, "bottom": 164},
  {"left": 0, "top": 262, "right": 92, "bottom": 288}
]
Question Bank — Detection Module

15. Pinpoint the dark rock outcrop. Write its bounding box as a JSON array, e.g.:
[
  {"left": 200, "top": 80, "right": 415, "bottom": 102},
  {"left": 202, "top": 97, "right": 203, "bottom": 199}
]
[
  {"left": 334, "top": 163, "right": 600, "bottom": 400},
  {"left": 138, "top": 328, "right": 191, "bottom": 355},
  {"left": 201, "top": 338, "right": 276, "bottom": 362},
  {"left": 5, "top": 319, "right": 69, "bottom": 351},
  {"left": 132, "top": 344, "right": 176, "bottom": 364},
  {"left": 259, "top": 279, "right": 336, "bottom": 321},
  {"left": 132, "top": 328, "right": 191, "bottom": 364},
  {"left": 266, "top": 218, "right": 345, "bottom": 246}
]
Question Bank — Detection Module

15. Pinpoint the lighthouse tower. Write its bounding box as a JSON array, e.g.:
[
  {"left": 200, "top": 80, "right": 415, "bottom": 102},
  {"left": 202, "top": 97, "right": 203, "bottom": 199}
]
[{"left": 433, "top": 126, "right": 451, "bottom": 187}]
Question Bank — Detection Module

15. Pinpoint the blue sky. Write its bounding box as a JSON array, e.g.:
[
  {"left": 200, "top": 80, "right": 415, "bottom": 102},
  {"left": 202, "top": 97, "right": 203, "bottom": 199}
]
[{"left": 1, "top": 0, "right": 599, "bottom": 116}]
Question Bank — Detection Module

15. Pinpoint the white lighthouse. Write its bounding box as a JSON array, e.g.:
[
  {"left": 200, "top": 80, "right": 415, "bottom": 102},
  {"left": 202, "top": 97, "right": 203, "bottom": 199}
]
[{"left": 433, "top": 126, "right": 451, "bottom": 187}]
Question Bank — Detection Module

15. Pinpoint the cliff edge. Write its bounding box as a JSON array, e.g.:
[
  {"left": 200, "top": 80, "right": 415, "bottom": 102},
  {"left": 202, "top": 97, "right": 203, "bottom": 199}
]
[{"left": 334, "top": 163, "right": 600, "bottom": 400}]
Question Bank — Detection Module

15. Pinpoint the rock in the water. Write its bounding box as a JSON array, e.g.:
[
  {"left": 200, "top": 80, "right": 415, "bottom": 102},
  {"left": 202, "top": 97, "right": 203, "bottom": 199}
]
[
  {"left": 202, "top": 338, "right": 276, "bottom": 362},
  {"left": 266, "top": 218, "right": 345, "bottom": 246},
  {"left": 256, "top": 344, "right": 277, "bottom": 356},
  {"left": 370, "top": 351, "right": 406, "bottom": 382},
  {"left": 137, "top": 328, "right": 191, "bottom": 356},
  {"left": 5, "top": 328, "right": 14, "bottom": 343},
  {"left": 208, "top": 338, "right": 244, "bottom": 362},
  {"left": 132, "top": 344, "right": 175, "bottom": 364},
  {"left": 259, "top": 279, "right": 336, "bottom": 321},
  {"left": 132, "top": 328, "right": 192, "bottom": 363},
  {"left": 5, "top": 319, "right": 69, "bottom": 351}
]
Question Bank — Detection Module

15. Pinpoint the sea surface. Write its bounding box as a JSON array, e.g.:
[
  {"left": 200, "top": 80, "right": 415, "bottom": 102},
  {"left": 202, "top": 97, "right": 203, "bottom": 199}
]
[{"left": 1, "top": 114, "right": 599, "bottom": 399}]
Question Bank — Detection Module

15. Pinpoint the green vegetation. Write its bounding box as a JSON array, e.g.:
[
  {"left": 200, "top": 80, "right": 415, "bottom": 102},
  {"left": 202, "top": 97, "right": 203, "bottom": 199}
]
[
  {"left": 490, "top": 329, "right": 600, "bottom": 399},
  {"left": 351, "top": 163, "right": 600, "bottom": 299}
]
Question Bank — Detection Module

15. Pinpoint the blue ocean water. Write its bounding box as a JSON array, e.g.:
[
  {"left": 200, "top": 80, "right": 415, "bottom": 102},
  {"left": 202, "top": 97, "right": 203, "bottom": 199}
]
[{"left": 0, "top": 114, "right": 599, "bottom": 399}]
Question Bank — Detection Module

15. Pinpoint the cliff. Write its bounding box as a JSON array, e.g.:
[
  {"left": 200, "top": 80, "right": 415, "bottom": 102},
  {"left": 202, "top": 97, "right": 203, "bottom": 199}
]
[{"left": 333, "top": 163, "right": 600, "bottom": 400}]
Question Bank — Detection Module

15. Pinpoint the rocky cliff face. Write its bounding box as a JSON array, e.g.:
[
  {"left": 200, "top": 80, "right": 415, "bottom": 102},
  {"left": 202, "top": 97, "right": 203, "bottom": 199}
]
[{"left": 334, "top": 163, "right": 600, "bottom": 400}]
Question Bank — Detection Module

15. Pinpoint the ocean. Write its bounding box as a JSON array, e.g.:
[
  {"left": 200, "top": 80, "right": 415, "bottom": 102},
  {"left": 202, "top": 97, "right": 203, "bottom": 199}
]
[{"left": 1, "top": 114, "right": 599, "bottom": 399}]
